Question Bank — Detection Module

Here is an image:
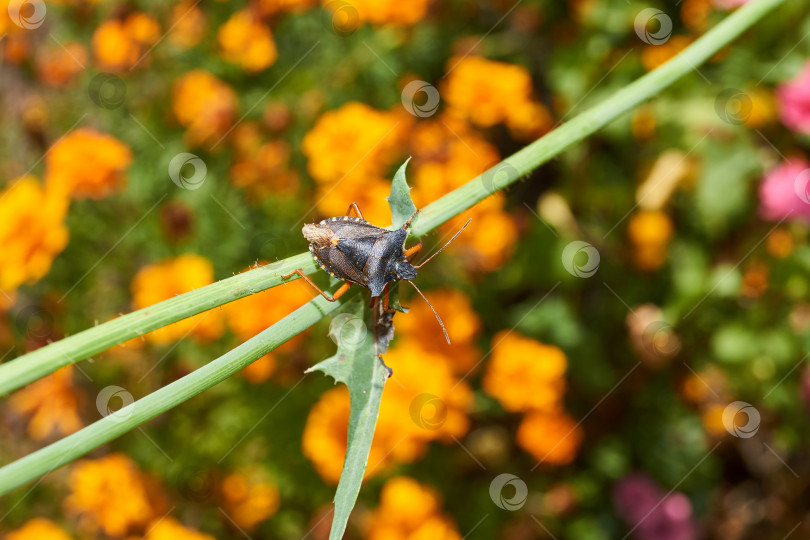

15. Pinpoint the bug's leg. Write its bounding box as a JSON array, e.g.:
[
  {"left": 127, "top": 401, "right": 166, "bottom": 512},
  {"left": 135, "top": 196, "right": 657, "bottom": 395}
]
[
  {"left": 377, "top": 355, "right": 393, "bottom": 378},
  {"left": 403, "top": 243, "right": 423, "bottom": 259},
  {"left": 346, "top": 202, "right": 364, "bottom": 220},
  {"left": 281, "top": 269, "right": 351, "bottom": 302}
]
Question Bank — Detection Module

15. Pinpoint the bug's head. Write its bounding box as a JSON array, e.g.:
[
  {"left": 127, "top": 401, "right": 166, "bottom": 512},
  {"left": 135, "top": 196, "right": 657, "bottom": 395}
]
[{"left": 394, "top": 260, "right": 417, "bottom": 280}]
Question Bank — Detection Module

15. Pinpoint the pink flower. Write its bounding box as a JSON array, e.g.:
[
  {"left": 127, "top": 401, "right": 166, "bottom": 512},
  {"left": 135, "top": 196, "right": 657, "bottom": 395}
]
[
  {"left": 759, "top": 159, "right": 810, "bottom": 223},
  {"left": 612, "top": 473, "right": 698, "bottom": 540},
  {"left": 777, "top": 62, "right": 810, "bottom": 135}
]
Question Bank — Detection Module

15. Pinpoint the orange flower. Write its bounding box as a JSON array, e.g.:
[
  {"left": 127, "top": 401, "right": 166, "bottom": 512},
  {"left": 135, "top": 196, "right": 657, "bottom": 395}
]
[
  {"left": 410, "top": 117, "right": 500, "bottom": 205},
  {"left": 0, "top": 176, "right": 69, "bottom": 292},
  {"left": 4, "top": 518, "right": 72, "bottom": 540},
  {"left": 315, "top": 175, "right": 394, "bottom": 226},
  {"left": 229, "top": 139, "right": 300, "bottom": 199},
  {"left": 483, "top": 331, "right": 567, "bottom": 412},
  {"left": 172, "top": 70, "right": 238, "bottom": 147},
  {"left": 767, "top": 228, "right": 793, "bottom": 258},
  {"left": 322, "top": 0, "right": 433, "bottom": 26},
  {"left": 143, "top": 517, "right": 214, "bottom": 540},
  {"left": 221, "top": 471, "right": 280, "bottom": 531},
  {"left": 8, "top": 365, "right": 82, "bottom": 440},
  {"left": 408, "top": 118, "right": 516, "bottom": 271},
  {"left": 131, "top": 254, "right": 224, "bottom": 345},
  {"left": 395, "top": 288, "right": 481, "bottom": 373},
  {"left": 517, "top": 411, "right": 583, "bottom": 465},
  {"left": 701, "top": 403, "right": 730, "bottom": 437},
  {"left": 36, "top": 41, "right": 87, "bottom": 87},
  {"left": 225, "top": 275, "right": 313, "bottom": 383},
  {"left": 641, "top": 36, "right": 692, "bottom": 72},
  {"left": 66, "top": 454, "right": 160, "bottom": 536},
  {"left": 257, "top": 0, "right": 315, "bottom": 15},
  {"left": 302, "top": 339, "right": 472, "bottom": 483},
  {"left": 45, "top": 128, "right": 133, "bottom": 200},
  {"left": 442, "top": 56, "right": 551, "bottom": 138},
  {"left": 741, "top": 260, "right": 769, "bottom": 299},
  {"left": 302, "top": 102, "right": 409, "bottom": 185},
  {"left": 443, "top": 197, "right": 519, "bottom": 272},
  {"left": 627, "top": 210, "right": 674, "bottom": 271},
  {"left": 218, "top": 10, "right": 277, "bottom": 72},
  {"left": 92, "top": 14, "right": 160, "bottom": 72},
  {"left": 365, "top": 477, "right": 462, "bottom": 540},
  {"left": 168, "top": 1, "right": 207, "bottom": 50}
]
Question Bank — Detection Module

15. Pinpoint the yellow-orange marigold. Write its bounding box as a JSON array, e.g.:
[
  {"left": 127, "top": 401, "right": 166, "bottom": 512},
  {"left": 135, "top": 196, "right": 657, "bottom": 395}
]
[
  {"left": 172, "top": 70, "right": 238, "bottom": 147},
  {"left": 517, "top": 411, "right": 583, "bottom": 465},
  {"left": 45, "top": 128, "right": 133, "bottom": 200},
  {"left": 218, "top": 10, "right": 277, "bottom": 72},
  {"left": 365, "top": 477, "right": 462, "bottom": 540},
  {"left": 0, "top": 176, "right": 69, "bottom": 292},
  {"left": 442, "top": 56, "right": 551, "bottom": 138},
  {"left": 221, "top": 472, "right": 281, "bottom": 531},
  {"left": 302, "top": 102, "right": 409, "bottom": 185},
  {"left": 8, "top": 365, "right": 82, "bottom": 440},
  {"left": 258, "top": 0, "right": 315, "bottom": 15},
  {"left": 627, "top": 210, "right": 674, "bottom": 271},
  {"left": 92, "top": 14, "right": 160, "bottom": 72},
  {"left": 66, "top": 454, "right": 159, "bottom": 536},
  {"left": 322, "top": 0, "right": 432, "bottom": 26},
  {"left": 641, "top": 36, "right": 692, "bottom": 72},
  {"left": 131, "top": 254, "right": 224, "bottom": 345},
  {"left": 169, "top": 1, "right": 207, "bottom": 50},
  {"left": 315, "top": 175, "right": 394, "bottom": 226},
  {"left": 144, "top": 517, "right": 214, "bottom": 540},
  {"left": 395, "top": 288, "right": 481, "bottom": 373},
  {"left": 4, "top": 518, "right": 72, "bottom": 540},
  {"left": 483, "top": 331, "right": 567, "bottom": 412},
  {"left": 230, "top": 140, "right": 299, "bottom": 199},
  {"left": 36, "top": 41, "right": 87, "bottom": 87},
  {"left": 302, "top": 339, "right": 472, "bottom": 483}
]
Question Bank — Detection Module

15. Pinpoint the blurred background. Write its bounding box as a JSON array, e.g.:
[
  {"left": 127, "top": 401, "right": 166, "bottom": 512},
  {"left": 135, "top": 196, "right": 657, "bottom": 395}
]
[{"left": 1, "top": 0, "right": 810, "bottom": 538}]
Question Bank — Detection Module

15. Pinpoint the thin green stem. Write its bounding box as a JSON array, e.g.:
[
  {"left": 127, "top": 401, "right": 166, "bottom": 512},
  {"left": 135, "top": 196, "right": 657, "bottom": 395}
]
[
  {"left": 0, "top": 0, "right": 784, "bottom": 405},
  {"left": 0, "top": 287, "right": 358, "bottom": 495}
]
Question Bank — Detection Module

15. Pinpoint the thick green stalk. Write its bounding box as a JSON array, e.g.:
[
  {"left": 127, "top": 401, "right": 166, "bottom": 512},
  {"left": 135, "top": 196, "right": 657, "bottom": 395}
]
[
  {"left": 0, "top": 0, "right": 784, "bottom": 400},
  {"left": 0, "top": 287, "right": 357, "bottom": 495}
]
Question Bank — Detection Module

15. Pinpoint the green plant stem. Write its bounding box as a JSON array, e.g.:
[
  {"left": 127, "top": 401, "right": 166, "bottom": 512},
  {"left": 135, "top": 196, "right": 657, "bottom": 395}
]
[
  {"left": 0, "top": 287, "right": 358, "bottom": 496},
  {"left": 0, "top": 0, "right": 784, "bottom": 399}
]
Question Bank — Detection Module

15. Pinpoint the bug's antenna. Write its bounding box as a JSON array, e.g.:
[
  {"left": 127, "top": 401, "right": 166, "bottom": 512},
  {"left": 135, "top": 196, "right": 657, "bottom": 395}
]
[
  {"left": 413, "top": 218, "right": 472, "bottom": 269},
  {"left": 407, "top": 279, "right": 450, "bottom": 344}
]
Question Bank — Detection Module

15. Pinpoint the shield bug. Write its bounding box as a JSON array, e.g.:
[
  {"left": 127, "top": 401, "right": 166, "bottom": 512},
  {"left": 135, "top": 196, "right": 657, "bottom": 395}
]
[{"left": 282, "top": 202, "right": 470, "bottom": 343}]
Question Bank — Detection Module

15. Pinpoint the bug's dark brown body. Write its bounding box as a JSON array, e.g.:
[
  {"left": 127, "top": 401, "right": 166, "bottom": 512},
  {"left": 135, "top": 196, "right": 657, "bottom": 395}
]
[{"left": 303, "top": 216, "right": 416, "bottom": 298}]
